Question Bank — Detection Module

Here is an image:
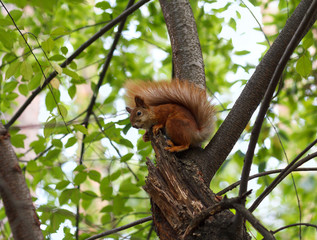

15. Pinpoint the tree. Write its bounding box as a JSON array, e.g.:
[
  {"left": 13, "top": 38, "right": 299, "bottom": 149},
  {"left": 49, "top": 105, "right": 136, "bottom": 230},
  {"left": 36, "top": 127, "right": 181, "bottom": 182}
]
[{"left": 0, "top": 0, "right": 316, "bottom": 239}]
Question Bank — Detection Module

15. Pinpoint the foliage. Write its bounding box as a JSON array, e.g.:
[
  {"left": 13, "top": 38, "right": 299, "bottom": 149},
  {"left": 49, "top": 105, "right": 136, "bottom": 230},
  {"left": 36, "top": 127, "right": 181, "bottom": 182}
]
[{"left": 0, "top": 0, "right": 316, "bottom": 239}]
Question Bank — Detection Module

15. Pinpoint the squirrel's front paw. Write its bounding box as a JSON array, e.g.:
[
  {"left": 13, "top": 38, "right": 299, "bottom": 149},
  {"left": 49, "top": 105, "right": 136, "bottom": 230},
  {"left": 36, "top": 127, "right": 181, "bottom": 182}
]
[
  {"left": 143, "top": 132, "right": 150, "bottom": 142},
  {"left": 152, "top": 124, "right": 163, "bottom": 135}
]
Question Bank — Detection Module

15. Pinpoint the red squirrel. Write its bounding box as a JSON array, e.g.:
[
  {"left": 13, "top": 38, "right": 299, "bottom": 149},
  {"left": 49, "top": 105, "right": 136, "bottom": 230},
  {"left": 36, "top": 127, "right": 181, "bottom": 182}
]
[{"left": 125, "top": 80, "right": 215, "bottom": 152}]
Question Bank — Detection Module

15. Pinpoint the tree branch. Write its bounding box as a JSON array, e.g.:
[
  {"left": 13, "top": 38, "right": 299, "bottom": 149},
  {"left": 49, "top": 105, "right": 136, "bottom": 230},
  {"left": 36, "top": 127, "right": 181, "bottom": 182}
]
[
  {"left": 233, "top": 203, "right": 276, "bottom": 240},
  {"left": 158, "top": 0, "right": 206, "bottom": 87},
  {"left": 272, "top": 223, "right": 317, "bottom": 234},
  {"left": 85, "top": 216, "right": 152, "bottom": 240}
]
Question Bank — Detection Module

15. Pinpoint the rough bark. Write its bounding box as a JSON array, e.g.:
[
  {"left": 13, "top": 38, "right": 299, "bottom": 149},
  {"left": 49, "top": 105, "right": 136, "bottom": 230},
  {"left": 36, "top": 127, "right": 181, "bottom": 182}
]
[
  {"left": 0, "top": 124, "right": 43, "bottom": 240},
  {"left": 143, "top": 133, "right": 251, "bottom": 240}
]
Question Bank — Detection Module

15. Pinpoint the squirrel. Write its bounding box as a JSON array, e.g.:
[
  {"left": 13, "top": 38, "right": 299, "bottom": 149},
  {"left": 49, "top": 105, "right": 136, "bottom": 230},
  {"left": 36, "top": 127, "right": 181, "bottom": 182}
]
[{"left": 124, "top": 80, "right": 215, "bottom": 152}]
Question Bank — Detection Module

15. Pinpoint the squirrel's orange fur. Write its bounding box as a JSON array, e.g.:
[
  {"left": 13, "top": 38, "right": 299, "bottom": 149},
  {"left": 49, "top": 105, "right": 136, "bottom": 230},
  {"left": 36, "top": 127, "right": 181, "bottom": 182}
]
[{"left": 125, "top": 80, "right": 215, "bottom": 152}]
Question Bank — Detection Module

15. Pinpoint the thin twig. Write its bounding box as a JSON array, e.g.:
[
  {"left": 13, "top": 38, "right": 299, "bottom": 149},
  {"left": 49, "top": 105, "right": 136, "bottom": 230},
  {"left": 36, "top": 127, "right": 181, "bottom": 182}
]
[
  {"left": 272, "top": 223, "right": 317, "bottom": 234},
  {"left": 217, "top": 167, "right": 317, "bottom": 196},
  {"left": 85, "top": 216, "right": 153, "bottom": 240},
  {"left": 240, "top": 0, "right": 270, "bottom": 46}
]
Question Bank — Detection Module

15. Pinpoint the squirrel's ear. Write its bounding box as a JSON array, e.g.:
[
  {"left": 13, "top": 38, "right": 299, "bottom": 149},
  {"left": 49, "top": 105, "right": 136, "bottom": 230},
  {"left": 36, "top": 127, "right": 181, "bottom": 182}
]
[
  {"left": 126, "top": 107, "right": 132, "bottom": 113},
  {"left": 135, "top": 96, "right": 148, "bottom": 108}
]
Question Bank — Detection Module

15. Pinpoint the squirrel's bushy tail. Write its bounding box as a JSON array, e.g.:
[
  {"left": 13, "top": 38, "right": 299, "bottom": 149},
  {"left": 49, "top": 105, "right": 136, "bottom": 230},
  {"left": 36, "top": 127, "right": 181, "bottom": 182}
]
[{"left": 124, "top": 80, "right": 215, "bottom": 144}]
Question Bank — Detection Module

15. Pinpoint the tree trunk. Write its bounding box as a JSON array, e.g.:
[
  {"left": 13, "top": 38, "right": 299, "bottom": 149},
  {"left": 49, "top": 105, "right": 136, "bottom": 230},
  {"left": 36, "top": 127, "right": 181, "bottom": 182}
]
[
  {"left": 0, "top": 124, "right": 43, "bottom": 240},
  {"left": 143, "top": 133, "right": 251, "bottom": 239}
]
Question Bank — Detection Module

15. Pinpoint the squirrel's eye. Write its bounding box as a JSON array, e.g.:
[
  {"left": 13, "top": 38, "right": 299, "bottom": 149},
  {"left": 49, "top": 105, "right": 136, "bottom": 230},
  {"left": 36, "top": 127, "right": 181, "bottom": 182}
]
[{"left": 137, "top": 111, "right": 142, "bottom": 116}]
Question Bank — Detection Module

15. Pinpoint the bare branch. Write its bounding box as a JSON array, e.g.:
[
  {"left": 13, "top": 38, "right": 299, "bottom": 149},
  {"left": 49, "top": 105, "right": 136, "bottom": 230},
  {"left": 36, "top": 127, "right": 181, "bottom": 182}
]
[
  {"left": 85, "top": 216, "right": 152, "bottom": 240},
  {"left": 217, "top": 167, "right": 317, "bottom": 196},
  {"left": 272, "top": 223, "right": 317, "bottom": 234},
  {"left": 233, "top": 203, "right": 276, "bottom": 240}
]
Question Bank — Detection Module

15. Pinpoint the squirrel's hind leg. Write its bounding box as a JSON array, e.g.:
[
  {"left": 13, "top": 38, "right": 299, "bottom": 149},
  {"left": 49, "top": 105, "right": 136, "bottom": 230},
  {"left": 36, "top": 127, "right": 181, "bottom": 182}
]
[
  {"left": 165, "top": 140, "right": 190, "bottom": 152},
  {"left": 164, "top": 118, "right": 193, "bottom": 152}
]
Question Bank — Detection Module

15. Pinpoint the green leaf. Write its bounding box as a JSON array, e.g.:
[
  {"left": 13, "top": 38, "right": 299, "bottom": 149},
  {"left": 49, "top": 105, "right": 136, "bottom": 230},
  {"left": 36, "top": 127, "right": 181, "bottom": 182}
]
[
  {"left": 45, "top": 90, "right": 60, "bottom": 111},
  {"left": 101, "top": 214, "right": 111, "bottom": 225},
  {"left": 51, "top": 62, "right": 63, "bottom": 74},
  {"left": 28, "top": 73, "right": 42, "bottom": 91},
  {"left": 51, "top": 27, "right": 69, "bottom": 36},
  {"left": 0, "top": 29, "right": 15, "bottom": 49},
  {"left": 52, "top": 139, "right": 63, "bottom": 148},
  {"left": 110, "top": 170, "right": 121, "bottom": 181},
  {"left": 42, "top": 37, "right": 55, "bottom": 53},
  {"left": 74, "top": 165, "right": 86, "bottom": 172},
  {"left": 56, "top": 180, "right": 70, "bottom": 190},
  {"left": 88, "top": 170, "right": 101, "bottom": 182},
  {"left": 27, "top": 160, "right": 39, "bottom": 172},
  {"left": 70, "top": 188, "right": 80, "bottom": 205},
  {"left": 95, "top": 1, "right": 111, "bottom": 10},
  {"left": 50, "top": 55, "right": 66, "bottom": 62},
  {"left": 296, "top": 55, "right": 312, "bottom": 77},
  {"left": 45, "top": 149, "right": 61, "bottom": 161},
  {"left": 73, "top": 124, "right": 88, "bottom": 135},
  {"left": 83, "top": 131, "right": 103, "bottom": 143},
  {"left": 82, "top": 190, "right": 98, "bottom": 200},
  {"left": 6, "top": 61, "right": 21, "bottom": 79},
  {"left": 57, "top": 104, "right": 68, "bottom": 118},
  {"left": 18, "top": 84, "right": 29, "bottom": 96},
  {"left": 119, "top": 138, "right": 134, "bottom": 148},
  {"left": 30, "top": 137, "right": 46, "bottom": 154},
  {"left": 11, "top": 133, "right": 26, "bottom": 148},
  {"left": 101, "top": 205, "right": 113, "bottom": 213},
  {"left": 68, "top": 85, "right": 76, "bottom": 99},
  {"left": 73, "top": 171, "right": 87, "bottom": 185},
  {"left": 119, "top": 179, "right": 140, "bottom": 195},
  {"left": 303, "top": 37, "right": 314, "bottom": 49},
  {"left": 120, "top": 153, "right": 133, "bottom": 162},
  {"left": 65, "top": 136, "right": 77, "bottom": 148},
  {"left": 44, "top": 117, "right": 56, "bottom": 138},
  {"left": 63, "top": 68, "right": 79, "bottom": 80},
  {"left": 61, "top": 46, "right": 68, "bottom": 55},
  {"left": 235, "top": 50, "right": 250, "bottom": 56},
  {"left": 59, "top": 189, "right": 76, "bottom": 205},
  {"left": 236, "top": 10, "right": 241, "bottom": 19},
  {"left": 9, "top": 10, "right": 23, "bottom": 21},
  {"left": 3, "top": 80, "right": 18, "bottom": 93},
  {"left": 229, "top": 18, "right": 236, "bottom": 31}
]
